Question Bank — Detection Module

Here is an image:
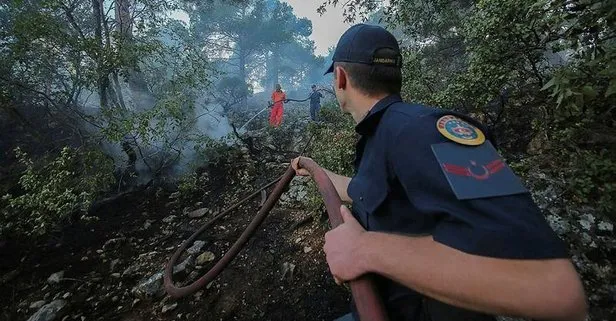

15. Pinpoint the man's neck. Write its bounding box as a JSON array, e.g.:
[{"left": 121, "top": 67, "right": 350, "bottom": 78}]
[{"left": 349, "top": 93, "right": 390, "bottom": 124}]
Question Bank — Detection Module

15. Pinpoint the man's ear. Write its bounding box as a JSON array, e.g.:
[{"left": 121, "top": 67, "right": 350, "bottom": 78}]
[{"left": 335, "top": 66, "right": 347, "bottom": 90}]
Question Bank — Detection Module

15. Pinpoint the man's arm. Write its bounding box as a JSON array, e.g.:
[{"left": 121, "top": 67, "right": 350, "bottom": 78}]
[
  {"left": 321, "top": 168, "right": 352, "bottom": 203},
  {"left": 325, "top": 206, "right": 588, "bottom": 321},
  {"left": 291, "top": 157, "right": 352, "bottom": 203}
]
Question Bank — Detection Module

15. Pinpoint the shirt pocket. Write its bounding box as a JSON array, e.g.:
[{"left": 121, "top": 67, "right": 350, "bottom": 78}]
[{"left": 348, "top": 175, "right": 389, "bottom": 230}]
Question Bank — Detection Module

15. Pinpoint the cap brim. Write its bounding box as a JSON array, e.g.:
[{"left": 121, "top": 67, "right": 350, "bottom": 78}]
[{"left": 324, "top": 62, "right": 334, "bottom": 75}]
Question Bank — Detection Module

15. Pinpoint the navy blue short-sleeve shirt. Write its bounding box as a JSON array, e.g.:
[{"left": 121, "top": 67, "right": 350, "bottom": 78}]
[{"left": 346, "top": 94, "right": 568, "bottom": 320}]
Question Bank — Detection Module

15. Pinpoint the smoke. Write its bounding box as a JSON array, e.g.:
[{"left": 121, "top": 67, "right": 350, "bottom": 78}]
[{"left": 77, "top": 81, "right": 234, "bottom": 186}]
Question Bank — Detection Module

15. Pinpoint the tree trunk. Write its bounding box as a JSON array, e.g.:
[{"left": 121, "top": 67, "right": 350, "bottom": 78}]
[
  {"left": 92, "top": 0, "right": 108, "bottom": 109},
  {"left": 115, "top": 0, "right": 132, "bottom": 37},
  {"left": 269, "top": 45, "right": 280, "bottom": 91},
  {"left": 115, "top": 0, "right": 154, "bottom": 111},
  {"left": 238, "top": 42, "right": 248, "bottom": 109}
]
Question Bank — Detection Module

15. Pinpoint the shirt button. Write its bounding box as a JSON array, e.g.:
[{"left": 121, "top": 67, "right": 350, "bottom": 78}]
[{"left": 360, "top": 196, "right": 364, "bottom": 201}]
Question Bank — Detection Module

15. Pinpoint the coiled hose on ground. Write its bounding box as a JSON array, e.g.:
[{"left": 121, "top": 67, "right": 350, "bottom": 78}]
[{"left": 163, "top": 158, "right": 388, "bottom": 321}]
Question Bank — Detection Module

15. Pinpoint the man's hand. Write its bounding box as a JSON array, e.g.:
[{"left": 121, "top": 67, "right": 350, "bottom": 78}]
[
  {"left": 324, "top": 205, "right": 369, "bottom": 283},
  {"left": 292, "top": 158, "right": 353, "bottom": 203},
  {"left": 291, "top": 157, "right": 311, "bottom": 176}
]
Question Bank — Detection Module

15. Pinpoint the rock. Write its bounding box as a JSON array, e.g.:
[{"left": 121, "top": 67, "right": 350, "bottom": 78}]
[
  {"left": 122, "top": 265, "right": 138, "bottom": 278},
  {"left": 162, "top": 215, "right": 176, "bottom": 223},
  {"left": 103, "top": 237, "right": 126, "bottom": 250},
  {"left": 581, "top": 232, "right": 593, "bottom": 245},
  {"left": 111, "top": 296, "right": 118, "bottom": 302},
  {"left": 598, "top": 221, "right": 614, "bottom": 232},
  {"left": 132, "top": 272, "right": 164, "bottom": 299},
  {"left": 111, "top": 273, "right": 121, "bottom": 278},
  {"left": 280, "top": 262, "right": 296, "bottom": 280},
  {"left": 133, "top": 256, "right": 193, "bottom": 300},
  {"left": 109, "top": 259, "right": 120, "bottom": 272},
  {"left": 1, "top": 269, "right": 20, "bottom": 284},
  {"left": 187, "top": 241, "right": 206, "bottom": 255},
  {"left": 161, "top": 302, "right": 178, "bottom": 313},
  {"left": 26, "top": 300, "right": 66, "bottom": 321},
  {"left": 295, "top": 237, "right": 302, "bottom": 244},
  {"left": 174, "top": 255, "right": 193, "bottom": 274},
  {"left": 578, "top": 213, "right": 596, "bottom": 231},
  {"left": 137, "top": 251, "right": 159, "bottom": 259},
  {"left": 29, "top": 301, "right": 46, "bottom": 309},
  {"left": 47, "top": 271, "right": 64, "bottom": 284},
  {"left": 195, "top": 252, "right": 216, "bottom": 265},
  {"left": 496, "top": 317, "right": 527, "bottom": 321},
  {"left": 187, "top": 271, "right": 200, "bottom": 282},
  {"left": 132, "top": 299, "right": 141, "bottom": 307},
  {"left": 62, "top": 292, "right": 71, "bottom": 299},
  {"left": 169, "top": 192, "right": 180, "bottom": 199},
  {"left": 303, "top": 246, "right": 312, "bottom": 254},
  {"left": 188, "top": 208, "right": 209, "bottom": 219},
  {"left": 546, "top": 214, "right": 569, "bottom": 235},
  {"left": 279, "top": 177, "right": 310, "bottom": 206},
  {"left": 142, "top": 220, "right": 153, "bottom": 230}
]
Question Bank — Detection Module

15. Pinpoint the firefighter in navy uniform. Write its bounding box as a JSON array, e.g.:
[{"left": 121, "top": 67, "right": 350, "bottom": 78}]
[{"left": 292, "top": 24, "right": 587, "bottom": 321}]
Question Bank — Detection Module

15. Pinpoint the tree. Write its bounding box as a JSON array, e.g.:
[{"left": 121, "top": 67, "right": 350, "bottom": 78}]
[
  {"left": 189, "top": 0, "right": 316, "bottom": 105},
  {"left": 0, "top": 0, "right": 215, "bottom": 182},
  {"left": 319, "top": 0, "right": 616, "bottom": 216}
]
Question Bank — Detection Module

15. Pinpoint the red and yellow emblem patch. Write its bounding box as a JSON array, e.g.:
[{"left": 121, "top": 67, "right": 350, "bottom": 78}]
[{"left": 436, "top": 115, "right": 485, "bottom": 146}]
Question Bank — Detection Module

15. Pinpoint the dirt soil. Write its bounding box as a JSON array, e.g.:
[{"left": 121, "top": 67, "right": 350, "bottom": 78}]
[{"left": 0, "top": 143, "right": 351, "bottom": 321}]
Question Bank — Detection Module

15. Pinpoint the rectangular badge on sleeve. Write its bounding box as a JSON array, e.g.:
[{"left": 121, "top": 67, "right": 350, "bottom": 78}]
[{"left": 431, "top": 141, "right": 528, "bottom": 200}]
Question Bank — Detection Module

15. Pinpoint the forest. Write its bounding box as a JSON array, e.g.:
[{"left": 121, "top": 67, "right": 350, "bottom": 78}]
[{"left": 0, "top": 0, "right": 614, "bottom": 321}]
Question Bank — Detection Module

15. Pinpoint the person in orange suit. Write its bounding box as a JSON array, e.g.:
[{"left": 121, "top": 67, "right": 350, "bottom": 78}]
[{"left": 269, "top": 84, "right": 287, "bottom": 127}]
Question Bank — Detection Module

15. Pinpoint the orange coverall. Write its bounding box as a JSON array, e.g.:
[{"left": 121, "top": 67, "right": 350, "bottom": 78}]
[{"left": 269, "top": 90, "right": 286, "bottom": 127}]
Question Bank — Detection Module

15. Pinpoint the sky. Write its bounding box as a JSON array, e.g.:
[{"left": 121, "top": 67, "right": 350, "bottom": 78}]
[
  {"left": 282, "top": 0, "right": 351, "bottom": 56},
  {"left": 170, "top": 1, "right": 351, "bottom": 56}
]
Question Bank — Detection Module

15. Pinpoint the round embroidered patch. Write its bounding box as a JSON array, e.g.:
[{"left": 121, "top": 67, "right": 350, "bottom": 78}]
[{"left": 436, "top": 115, "right": 485, "bottom": 146}]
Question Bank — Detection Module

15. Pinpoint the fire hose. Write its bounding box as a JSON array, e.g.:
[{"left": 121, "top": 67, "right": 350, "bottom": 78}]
[{"left": 163, "top": 160, "right": 389, "bottom": 321}]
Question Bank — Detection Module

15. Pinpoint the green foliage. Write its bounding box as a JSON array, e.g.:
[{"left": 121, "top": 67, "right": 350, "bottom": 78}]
[
  {"left": 177, "top": 171, "right": 208, "bottom": 203},
  {"left": 303, "top": 102, "right": 356, "bottom": 211},
  {"left": 568, "top": 151, "right": 616, "bottom": 216},
  {"left": 1, "top": 147, "right": 115, "bottom": 238},
  {"left": 189, "top": 0, "right": 320, "bottom": 92},
  {"left": 323, "top": 0, "right": 616, "bottom": 216},
  {"left": 193, "top": 135, "right": 238, "bottom": 166}
]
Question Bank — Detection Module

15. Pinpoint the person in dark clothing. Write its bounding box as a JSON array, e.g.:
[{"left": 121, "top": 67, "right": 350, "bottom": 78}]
[
  {"left": 309, "top": 84, "right": 324, "bottom": 121},
  {"left": 291, "top": 24, "right": 587, "bottom": 321}
]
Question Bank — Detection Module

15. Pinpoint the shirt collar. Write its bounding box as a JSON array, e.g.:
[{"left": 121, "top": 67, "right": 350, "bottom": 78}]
[{"left": 355, "top": 94, "right": 403, "bottom": 135}]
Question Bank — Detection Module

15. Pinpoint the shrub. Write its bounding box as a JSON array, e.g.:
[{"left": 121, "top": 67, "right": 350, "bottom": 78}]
[
  {"left": 302, "top": 102, "right": 357, "bottom": 212},
  {"left": 1, "top": 147, "right": 115, "bottom": 238}
]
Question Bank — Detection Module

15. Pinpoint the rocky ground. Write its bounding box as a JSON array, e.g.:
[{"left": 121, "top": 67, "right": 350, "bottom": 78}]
[
  {"left": 0, "top": 184, "right": 350, "bottom": 321},
  {"left": 1, "top": 111, "right": 615, "bottom": 321},
  {"left": 1, "top": 115, "right": 351, "bottom": 321},
  {"left": 524, "top": 169, "right": 616, "bottom": 320}
]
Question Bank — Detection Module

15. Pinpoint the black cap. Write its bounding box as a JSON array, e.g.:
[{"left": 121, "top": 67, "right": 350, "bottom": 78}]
[{"left": 325, "top": 24, "right": 402, "bottom": 75}]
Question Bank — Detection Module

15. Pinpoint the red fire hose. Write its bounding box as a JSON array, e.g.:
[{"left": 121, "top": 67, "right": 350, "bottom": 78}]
[{"left": 163, "top": 158, "right": 388, "bottom": 321}]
